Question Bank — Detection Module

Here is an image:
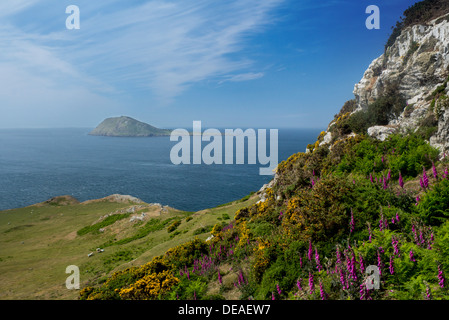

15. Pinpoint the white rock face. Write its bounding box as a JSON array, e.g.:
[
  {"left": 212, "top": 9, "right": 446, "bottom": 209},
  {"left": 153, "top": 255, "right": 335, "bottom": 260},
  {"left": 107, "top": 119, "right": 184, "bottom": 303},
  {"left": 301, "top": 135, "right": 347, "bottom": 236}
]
[
  {"left": 350, "top": 15, "right": 449, "bottom": 154},
  {"left": 367, "top": 126, "right": 397, "bottom": 141}
]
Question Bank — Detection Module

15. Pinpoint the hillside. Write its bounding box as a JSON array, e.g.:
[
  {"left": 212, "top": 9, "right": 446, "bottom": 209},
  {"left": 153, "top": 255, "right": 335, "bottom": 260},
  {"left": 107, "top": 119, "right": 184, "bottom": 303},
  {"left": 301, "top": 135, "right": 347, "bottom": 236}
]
[
  {"left": 89, "top": 116, "right": 171, "bottom": 137},
  {"left": 2, "top": 0, "right": 449, "bottom": 301},
  {"left": 0, "top": 194, "right": 258, "bottom": 299},
  {"left": 78, "top": 1, "right": 449, "bottom": 301}
]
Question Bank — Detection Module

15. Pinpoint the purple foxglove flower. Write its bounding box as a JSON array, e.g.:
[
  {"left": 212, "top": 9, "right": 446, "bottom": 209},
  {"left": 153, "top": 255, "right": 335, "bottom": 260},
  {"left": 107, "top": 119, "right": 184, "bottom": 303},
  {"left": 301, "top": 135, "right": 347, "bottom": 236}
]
[
  {"left": 276, "top": 283, "right": 282, "bottom": 296},
  {"left": 359, "top": 254, "right": 365, "bottom": 274},
  {"left": 432, "top": 162, "right": 438, "bottom": 179},
  {"left": 336, "top": 246, "right": 342, "bottom": 265},
  {"left": 339, "top": 268, "right": 346, "bottom": 289},
  {"left": 349, "top": 209, "right": 355, "bottom": 234},
  {"left": 396, "top": 212, "right": 400, "bottom": 223},
  {"left": 299, "top": 256, "right": 303, "bottom": 268},
  {"left": 412, "top": 225, "right": 419, "bottom": 244},
  {"left": 428, "top": 231, "right": 434, "bottom": 250},
  {"left": 297, "top": 278, "right": 302, "bottom": 291},
  {"left": 319, "top": 281, "right": 326, "bottom": 300},
  {"left": 444, "top": 167, "right": 448, "bottom": 180},
  {"left": 387, "top": 169, "right": 391, "bottom": 181},
  {"left": 367, "top": 223, "right": 372, "bottom": 243},
  {"left": 423, "top": 168, "right": 429, "bottom": 189},
  {"left": 377, "top": 250, "right": 383, "bottom": 277},
  {"left": 272, "top": 292, "right": 275, "bottom": 300},
  {"left": 399, "top": 172, "right": 404, "bottom": 188},
  {"left": 415, "top": 195, "right": 420, "bottom": 206},
  {"left": 392, "top": 236, "right": 400, "bottom": 256},
  {"left": 370, "top": 173, "right": 374, "bottom": 184},
  {"left": 419, "top": 229, "right": 425, "bottom": 246},
  {"left": 438, "top": 265, "right": 445, "bottom": 288},
  {"left": 426, "top": 286, "right": 431, "bottom": 300},
  {"left": 383, "top": 176, "right": 388, "bottom": 190},
  {"left": 409, "top": 250, "right": 416, "bottom": 262},
  {"left": 350, "top": 252, "right": 357, "bottom": 281},
  {"left": 389, "top": 256, "right": 394, "bottom": 275},
  {"left": 315, "top": 248, "right": 322, "bottom": 272},
  {"left": 309, "top": 272, "right": 314, "bottom": 294},
  {"left": 419, "top": 177, "right": 424, "bottom": 189}
]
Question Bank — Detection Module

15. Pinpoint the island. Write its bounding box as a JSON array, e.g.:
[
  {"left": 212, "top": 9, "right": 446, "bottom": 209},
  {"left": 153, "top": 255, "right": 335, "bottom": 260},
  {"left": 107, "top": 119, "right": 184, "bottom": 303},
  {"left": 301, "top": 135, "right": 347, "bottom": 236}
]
[{"left": 89, "top": 116, "right": 171, "bottom": 137}]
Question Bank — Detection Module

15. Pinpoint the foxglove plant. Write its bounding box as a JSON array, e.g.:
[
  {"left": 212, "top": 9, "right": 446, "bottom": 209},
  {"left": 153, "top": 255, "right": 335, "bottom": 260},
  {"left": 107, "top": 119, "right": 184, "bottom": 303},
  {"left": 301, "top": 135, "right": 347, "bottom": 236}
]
[
  {"left": 315, "top": 248, "right": 322, "bottom": 272},
  {"left": 422, "top": 168, "right": 429, "bottom": 189},
  {"left": 319, "top": 281, "right": 327, "bottom": 300},
  {"left": 367, "top": 223, "right": 372, "bottom": 243},
  {"left": 297, "top": 278, "right": 302, "bottom": 291},
  {"left": 438, "top": 265, "right": 445, "bottom": 288},
  {"left": 432, "top": 162, "right": 438, "bottom": 179},
  {"left": 349, "top": 252, "right": 357, "bottom": 281},
  {"left": 339, "top": 268, "right": 347, "bottom": 290},
  {"left": 377, "top": 250, "right": 383, "bottom": 277},
  {"left": 218, "top": 271, "right": 222, "bottom": 285},
  {"left": 409, "top": 250, "right": 416, "bottom": 262},
  {"left": 392, "top": 236, "right": 400, "bottom": 256},
  {"left": 349, "top": 209, "right": 355, "bottom": 234},
  {"left": 399, "top": 172, "right": 404, "bottom": 188},
  {"left": 412, "top": 225, "right": 419, "bottom": 245},
  {"left": 389, "top": 256, "right": 394, "bottom": 275},
  {"left": 428, "top": 231, "right": 434, "bottom": 250},
  {"left": 309, "top": 272, "right": 315, "bottom": 294},
  {"left": 426, "top": 285, "right": 432, "bottom": 300},
  {"left": 359, "top": 254, "right": 365, "bottom": 274},
  {"left": 276, "top": 283, "right": 282, "bottom": 296}
]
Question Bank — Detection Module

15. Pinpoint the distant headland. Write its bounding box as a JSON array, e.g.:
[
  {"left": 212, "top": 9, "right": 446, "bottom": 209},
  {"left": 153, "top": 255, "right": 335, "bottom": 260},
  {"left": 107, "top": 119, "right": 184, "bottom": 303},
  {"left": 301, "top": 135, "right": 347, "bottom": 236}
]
[{"left": 89, "top": 116, "right": 172, "bottom": 137}]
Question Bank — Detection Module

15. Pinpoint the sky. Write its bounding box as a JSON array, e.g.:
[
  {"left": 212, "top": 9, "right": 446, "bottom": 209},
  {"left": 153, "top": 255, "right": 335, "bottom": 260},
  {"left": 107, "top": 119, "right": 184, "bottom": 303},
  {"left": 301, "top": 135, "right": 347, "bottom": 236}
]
[{"left": 0, "top": 0, "right": 419, "bottom": 129}]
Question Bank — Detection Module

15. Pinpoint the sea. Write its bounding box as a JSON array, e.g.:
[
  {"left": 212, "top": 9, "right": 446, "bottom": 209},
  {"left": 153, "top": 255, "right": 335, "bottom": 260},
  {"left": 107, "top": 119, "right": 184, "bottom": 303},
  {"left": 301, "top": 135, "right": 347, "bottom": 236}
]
[{"left": 0, "top": 128, "right": 321, "bottom": 212}]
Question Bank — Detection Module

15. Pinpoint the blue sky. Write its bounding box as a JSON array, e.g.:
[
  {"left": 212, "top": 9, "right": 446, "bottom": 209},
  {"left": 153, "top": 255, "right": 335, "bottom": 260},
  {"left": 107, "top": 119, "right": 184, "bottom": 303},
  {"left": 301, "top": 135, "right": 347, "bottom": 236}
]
[{"left": 0, "top": 0, "right": 418, "bottom": 129}]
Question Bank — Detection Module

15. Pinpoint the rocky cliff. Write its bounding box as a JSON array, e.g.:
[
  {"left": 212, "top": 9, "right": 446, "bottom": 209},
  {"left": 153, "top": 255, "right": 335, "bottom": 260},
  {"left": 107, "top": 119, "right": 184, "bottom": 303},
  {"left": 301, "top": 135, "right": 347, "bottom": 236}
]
[{"left": 319, "top": 11, "right": 449, "bottom": 158}]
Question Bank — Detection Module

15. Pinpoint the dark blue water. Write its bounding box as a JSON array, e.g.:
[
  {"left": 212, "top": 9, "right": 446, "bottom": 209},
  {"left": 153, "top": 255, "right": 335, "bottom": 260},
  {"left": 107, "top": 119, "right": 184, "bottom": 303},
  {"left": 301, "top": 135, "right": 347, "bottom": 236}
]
[{"left": 0, "top": 128, "right": 320, "bottom": 211}]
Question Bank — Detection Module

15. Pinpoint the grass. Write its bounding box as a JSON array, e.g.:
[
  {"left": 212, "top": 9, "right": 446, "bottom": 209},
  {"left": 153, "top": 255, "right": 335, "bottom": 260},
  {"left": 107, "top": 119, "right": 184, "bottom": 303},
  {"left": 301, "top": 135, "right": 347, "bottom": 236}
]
[{"left": 0, "top": 193, "right": 259, "bottom": 299}]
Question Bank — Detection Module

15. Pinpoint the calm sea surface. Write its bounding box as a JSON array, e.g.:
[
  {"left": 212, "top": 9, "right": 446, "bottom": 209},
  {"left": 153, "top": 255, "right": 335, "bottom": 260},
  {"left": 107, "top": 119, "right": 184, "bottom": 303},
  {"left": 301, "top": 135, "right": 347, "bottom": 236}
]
[{"left": 0, "top": 128, "right": 321, "bottom": 211}]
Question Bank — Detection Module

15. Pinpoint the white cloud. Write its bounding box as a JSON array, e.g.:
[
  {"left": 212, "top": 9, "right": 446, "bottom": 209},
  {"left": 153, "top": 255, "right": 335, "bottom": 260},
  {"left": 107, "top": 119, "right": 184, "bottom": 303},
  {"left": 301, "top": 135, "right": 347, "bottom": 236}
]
[
  {"left": 0, "top": 0, "right": 284, "bottom": 125},
  {"left": 218, "top": 72, "right": 265, "bottom": 84}
]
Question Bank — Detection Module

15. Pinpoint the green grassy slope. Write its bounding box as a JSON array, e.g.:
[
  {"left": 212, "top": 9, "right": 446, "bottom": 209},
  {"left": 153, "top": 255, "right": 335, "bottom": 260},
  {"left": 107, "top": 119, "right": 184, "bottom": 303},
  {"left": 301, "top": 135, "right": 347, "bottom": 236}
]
[{"left": 0, "top": 194, "right": 258, "bottom": 299}]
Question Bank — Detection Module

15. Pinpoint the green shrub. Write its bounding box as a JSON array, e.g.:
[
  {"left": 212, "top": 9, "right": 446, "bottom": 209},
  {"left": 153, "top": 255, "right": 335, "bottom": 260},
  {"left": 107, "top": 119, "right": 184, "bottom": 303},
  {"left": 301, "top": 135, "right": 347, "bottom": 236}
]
[
  {"left": 167, "top": 220, "right": 181, "bottom": 233},
  {"left": 418, "top": 179, "right": 449, "bottom": 226},
  {"left": 77, "top": 213, "right": 131, "bottom": 236}
]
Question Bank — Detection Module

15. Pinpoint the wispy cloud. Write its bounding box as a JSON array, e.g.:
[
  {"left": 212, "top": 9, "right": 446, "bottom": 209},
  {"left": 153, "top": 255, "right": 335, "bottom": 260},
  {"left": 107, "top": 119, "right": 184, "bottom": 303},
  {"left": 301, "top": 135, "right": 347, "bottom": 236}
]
[
  {"left": 218, "top": 72, "right": 265, "bottom": 84},
  {"left": 0, "top": 0, "right": 285, "bottom": 111}
]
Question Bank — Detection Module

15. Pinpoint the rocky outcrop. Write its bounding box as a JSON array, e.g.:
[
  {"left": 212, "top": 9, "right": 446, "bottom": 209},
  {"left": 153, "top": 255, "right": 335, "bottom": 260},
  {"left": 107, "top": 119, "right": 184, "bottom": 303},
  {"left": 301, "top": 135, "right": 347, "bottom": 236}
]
[{"left": 320, "top": 13, "right": 449, "bottom": 156}]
